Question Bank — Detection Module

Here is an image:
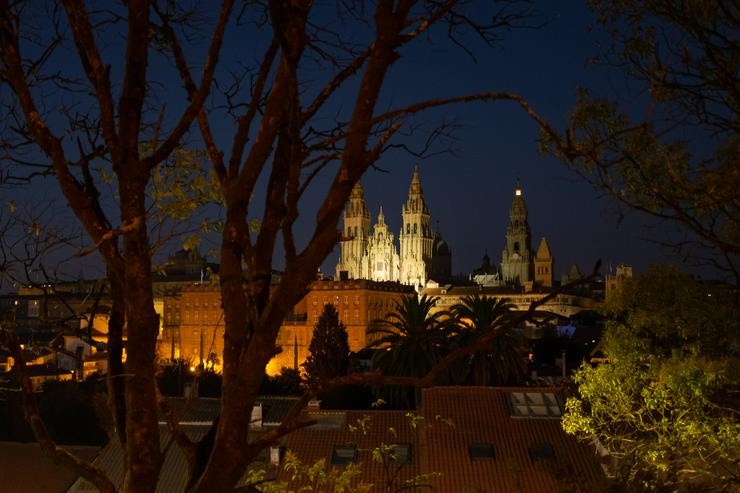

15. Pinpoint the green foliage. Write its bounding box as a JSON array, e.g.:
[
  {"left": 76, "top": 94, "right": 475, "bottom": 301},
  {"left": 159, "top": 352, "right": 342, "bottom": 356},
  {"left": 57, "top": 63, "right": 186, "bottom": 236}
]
[
  {"left": 149, "top": 149, "right": 221, "bottom": 221},
  {"left": 450, "top": 295, "right": 524, "bottom": 386},
  {"left": 367, "top": 295, "right": 454, "bottom": 408},
  {"left": 250, "top": 451, "right": 371, "bottom": 493},
  {"left": 601, "top": 265, "right": 739, "bottom": 360},
  {"left": 249, "top": 412, "right": 444, "bottom": 492},
  {"left": 303, "top": 304, "right": 350, "bottom": 383},
  {"left": 563, "top": 266, "right": 740, "bottom": 491}
]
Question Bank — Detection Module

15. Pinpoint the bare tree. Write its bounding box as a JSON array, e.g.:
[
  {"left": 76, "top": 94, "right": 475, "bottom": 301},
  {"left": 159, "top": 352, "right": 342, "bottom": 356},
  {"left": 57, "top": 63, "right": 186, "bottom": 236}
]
[{"left": 0, "top": 1, "right": 556, "bottom": 491}]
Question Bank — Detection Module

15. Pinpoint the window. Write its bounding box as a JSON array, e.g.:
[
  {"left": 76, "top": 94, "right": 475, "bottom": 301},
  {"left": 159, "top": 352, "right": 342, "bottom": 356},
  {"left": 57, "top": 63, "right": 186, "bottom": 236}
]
[
  {"left": 528, "top": 442, "right": 555, "bottom": 462},
  {"left": 468, "top": 443, "right": 495, "bottom": 460},
  {"left": 509, "top": 392, "right": 563, "bottom": 418},
  {"left": 390, "top": 443, "right": 412, "bottom": 464},
  {"left": 331, "top": 445, "right": 358, "bottom": 466},
  {"left": 27, "top": 299, "right": 40, "bottom": 318},
  {"left": 413, "top": 223, "right": 417, "bottom": 234},
  {"left": 406, "top": 223, "right": 410, "bottom": 234}
]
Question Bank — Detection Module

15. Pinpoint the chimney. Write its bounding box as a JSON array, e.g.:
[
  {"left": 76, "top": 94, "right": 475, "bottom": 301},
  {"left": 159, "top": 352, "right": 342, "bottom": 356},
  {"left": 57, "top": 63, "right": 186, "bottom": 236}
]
[
  {"left": 250, "top": 403, "right": 263, "bottom": 430},
  {"left": 270, "top": 446, "right": 281, "bottom": 466}
]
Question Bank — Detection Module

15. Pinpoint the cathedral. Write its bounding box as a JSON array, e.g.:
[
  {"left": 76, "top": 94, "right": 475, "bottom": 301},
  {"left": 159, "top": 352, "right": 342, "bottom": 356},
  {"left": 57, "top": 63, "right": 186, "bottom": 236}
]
[
  {"left": 469, "top": 183, "right": 553, "bottom": 289},
  {"left": 335, "top": 165, "right": 451, "bottom": 290}
]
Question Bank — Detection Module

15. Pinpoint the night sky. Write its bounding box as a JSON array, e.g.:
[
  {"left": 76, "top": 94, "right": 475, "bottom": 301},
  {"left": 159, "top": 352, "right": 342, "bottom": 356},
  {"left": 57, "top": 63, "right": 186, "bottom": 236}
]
[
  {"left": 311, "top": 2, "right": 685, "bottom": 279},
  {"left": 1, "top": 2, "right": 695, "bottom": 289}
]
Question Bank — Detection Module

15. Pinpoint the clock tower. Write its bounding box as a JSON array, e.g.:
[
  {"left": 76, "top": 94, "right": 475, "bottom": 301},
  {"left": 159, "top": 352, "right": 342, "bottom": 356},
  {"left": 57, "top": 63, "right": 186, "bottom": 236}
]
[{"left": 501, "top": 184, "right": 532, "bottom": 284}]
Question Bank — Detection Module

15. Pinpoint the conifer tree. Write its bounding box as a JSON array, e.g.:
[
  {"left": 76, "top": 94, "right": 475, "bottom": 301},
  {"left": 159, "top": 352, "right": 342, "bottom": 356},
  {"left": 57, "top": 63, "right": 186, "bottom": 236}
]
[{"left": 303, "top": 304, "right": 350, "bottom": 383}]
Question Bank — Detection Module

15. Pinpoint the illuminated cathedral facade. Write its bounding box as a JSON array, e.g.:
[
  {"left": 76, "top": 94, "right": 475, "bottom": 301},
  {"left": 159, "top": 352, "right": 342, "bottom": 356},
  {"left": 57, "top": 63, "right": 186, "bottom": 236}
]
[{"left": 335, "top": 165, "right": 451, "bottom": 291}]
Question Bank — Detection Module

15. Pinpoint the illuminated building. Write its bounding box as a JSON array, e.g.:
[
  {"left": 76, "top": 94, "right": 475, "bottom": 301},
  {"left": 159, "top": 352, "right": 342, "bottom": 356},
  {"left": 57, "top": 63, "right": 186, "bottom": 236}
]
[
  {"left": 160, "top": 279, "right": 413, "bottom": 375},
  {"left": 335, "top": 164, "right": 451, "bottom": 291}
]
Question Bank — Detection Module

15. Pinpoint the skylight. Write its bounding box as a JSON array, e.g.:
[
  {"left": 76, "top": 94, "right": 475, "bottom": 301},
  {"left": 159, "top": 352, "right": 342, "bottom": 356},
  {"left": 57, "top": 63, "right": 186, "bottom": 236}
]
[
  {"left": 390, "top": 443, "right": 412, "bottom": 464},
  {"left": 331, "top": 445, "right": 358, "bottom": 466},
  {"left": 509, "top": 392, "right": 563, "bottom": 418},
  {"left": 468, "top": 442, "right": 495, "bottom": 460}
]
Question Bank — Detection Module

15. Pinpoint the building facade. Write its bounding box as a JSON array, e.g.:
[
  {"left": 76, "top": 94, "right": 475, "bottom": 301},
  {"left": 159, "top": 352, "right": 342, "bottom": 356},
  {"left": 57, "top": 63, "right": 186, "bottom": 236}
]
[
  {"left": 160, "top": 279, "right": 414, "bottom": 375},
  {"left": 335, "top": 164, "right": 451, "bottom": 290}
]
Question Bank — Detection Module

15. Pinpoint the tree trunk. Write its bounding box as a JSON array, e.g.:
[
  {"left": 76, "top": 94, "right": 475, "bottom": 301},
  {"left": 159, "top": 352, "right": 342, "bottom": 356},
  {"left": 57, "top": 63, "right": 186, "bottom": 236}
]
[{"left": 119, "top": 175, "right": 162, "bottom": 492}]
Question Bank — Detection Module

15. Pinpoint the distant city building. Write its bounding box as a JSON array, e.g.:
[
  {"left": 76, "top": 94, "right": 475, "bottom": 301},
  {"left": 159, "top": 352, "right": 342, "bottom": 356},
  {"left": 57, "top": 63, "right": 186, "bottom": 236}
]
[
  {"left": 421, "top": 283, "right": 597, "bottom": 322},
  {"left": 534, "top": 237, "right": 554, "bottom": 288},
  {"left": 335, "top": 164, "right": 451, "bottom": 291},
  {"left": 470, "top": 251, "right": 502, "bottom": 287},
  {"left": 605, "top": 264, "right": 633, "bottom": 301},
  {"left": 160, "top": 278, "right": 414, "bottom": 374},
  {"left": 560, "top": 263, "right": 583, "bottom": 286}
]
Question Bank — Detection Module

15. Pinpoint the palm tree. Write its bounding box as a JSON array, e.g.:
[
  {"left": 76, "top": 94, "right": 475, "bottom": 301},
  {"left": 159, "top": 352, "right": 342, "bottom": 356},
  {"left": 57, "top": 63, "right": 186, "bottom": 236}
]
[
  {"left": 367, "top": 294, "right": 454, "bottom": 408},
  {"left": 451, "top": 295, "right": 525, "bottom": 386}
]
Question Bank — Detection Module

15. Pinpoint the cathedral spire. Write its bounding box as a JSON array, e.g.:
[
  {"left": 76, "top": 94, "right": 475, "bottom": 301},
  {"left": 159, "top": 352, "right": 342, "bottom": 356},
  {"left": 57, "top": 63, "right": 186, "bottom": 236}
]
[
  {"left": 409, "top": 163, "right": 421, "bottom": 192},
  {"left": 347, "top": 182, "right": 370, "bottom": 218},
  {"left": 404, "top": 163, "right": 429, "bottom": 214},
  {"left": 377, "top": 205, "right": 385, "bottom": 225},
  {"left": 351, "top": 181, "right": 365, "bottom": 198}
]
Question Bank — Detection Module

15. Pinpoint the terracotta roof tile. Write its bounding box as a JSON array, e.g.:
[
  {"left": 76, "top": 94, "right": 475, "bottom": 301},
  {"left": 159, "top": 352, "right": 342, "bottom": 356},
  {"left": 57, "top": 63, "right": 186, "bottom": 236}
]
[
  {"left": 280, "top": 410, "right": 426, "bottom": 491},
  {"left": 419, "top": 387, "right": 606, "bottom": 493}
]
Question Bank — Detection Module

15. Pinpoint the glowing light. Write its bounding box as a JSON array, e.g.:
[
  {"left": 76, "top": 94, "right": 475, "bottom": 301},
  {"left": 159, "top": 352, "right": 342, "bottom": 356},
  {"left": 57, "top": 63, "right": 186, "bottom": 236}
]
[
  {"left": 515, "top": 188, "right": 522, "bottom": 196},
  {"left": 189, "top": 366, "right": 196, "bottom": 373}
]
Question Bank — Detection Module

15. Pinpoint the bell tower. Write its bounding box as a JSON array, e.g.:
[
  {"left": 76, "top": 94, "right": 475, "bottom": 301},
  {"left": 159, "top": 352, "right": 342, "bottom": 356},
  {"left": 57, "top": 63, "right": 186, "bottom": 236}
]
[
  {"left": 336, "top": 182, "right": 371, "bottom": 280},
  {"left": 534, "top": 237, "right": 554, "bottom": 288},
  {"left": 399, "top": 164, "right": 433, "bottom": 290},
  {"left": 501, "top": 183, "right": 532, "bottom": 284}
]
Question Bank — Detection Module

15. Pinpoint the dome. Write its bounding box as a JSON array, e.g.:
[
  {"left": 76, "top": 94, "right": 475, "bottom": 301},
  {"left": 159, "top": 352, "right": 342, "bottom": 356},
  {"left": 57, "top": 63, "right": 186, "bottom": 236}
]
[
  {"left": 472, "top": 250, "right": 498, "bottom": 276},
  {"left": 433, "top": 236, "right": 450, "bottom": 255}
]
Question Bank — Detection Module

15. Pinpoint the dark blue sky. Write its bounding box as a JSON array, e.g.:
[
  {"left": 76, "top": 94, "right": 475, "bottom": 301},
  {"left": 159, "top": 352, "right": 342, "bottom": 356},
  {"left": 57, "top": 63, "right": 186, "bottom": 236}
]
[
  {"left": 310, "top": 2, "right": 683, "bottom": 278},
  {"left": 2, "top": 2, "right": 695, "bottom": 288}
]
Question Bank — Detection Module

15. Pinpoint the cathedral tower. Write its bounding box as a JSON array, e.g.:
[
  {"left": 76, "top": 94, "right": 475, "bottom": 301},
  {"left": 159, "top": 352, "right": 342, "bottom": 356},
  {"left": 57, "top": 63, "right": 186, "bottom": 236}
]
[
  {"left": 399, "top": 164, "right": 433, "bottom": 290},
  {"left": 336, "top": 182, "right": 371, "bottom": 280},
  {"left": 501, "top": 184, "right": 532, "bottom": 284}
]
